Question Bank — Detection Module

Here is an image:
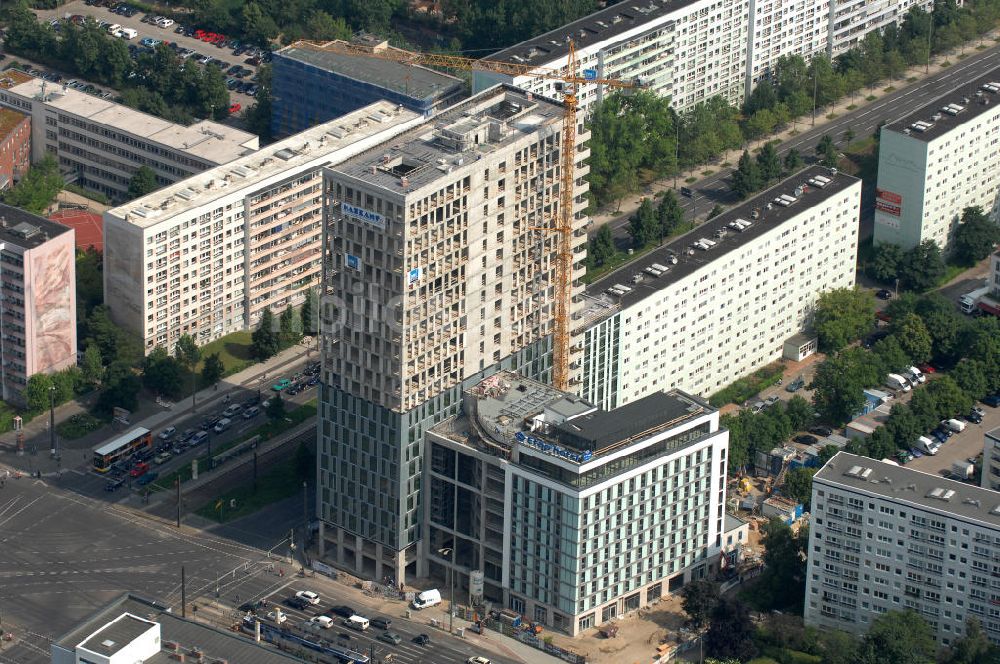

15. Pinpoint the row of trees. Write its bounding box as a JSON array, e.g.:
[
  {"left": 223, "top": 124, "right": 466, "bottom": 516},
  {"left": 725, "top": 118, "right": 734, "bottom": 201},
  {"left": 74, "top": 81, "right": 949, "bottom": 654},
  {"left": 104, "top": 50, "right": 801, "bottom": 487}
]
[
  {"left": 251, "top": 293, "right": 317, "bottom": 361},
  {"left": 730, "top": 144, "right": 806, "bottom": 199},
  {"left": 3, "top": 7, "right": 229, "bottom": 123},
  {"left": 624, "top": 190, "right": 688, "bottom": 250}
]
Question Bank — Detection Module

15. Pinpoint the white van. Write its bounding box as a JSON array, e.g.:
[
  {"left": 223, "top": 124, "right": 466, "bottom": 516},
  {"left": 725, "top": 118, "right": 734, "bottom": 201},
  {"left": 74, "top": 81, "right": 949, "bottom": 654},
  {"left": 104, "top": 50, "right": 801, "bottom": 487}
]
[
  {"left": 213, "top": 417, "right": 232, "bottom": 433},
  {"left": 943, "top": 418, "right": 967, "bottom": 433},
  {"left": 346, "top": 615, "right": 369, "bottom": 631},
  {"left": 908, "top": 366, "right": 926, "bottom": 384},
  {"left": 119, "top": 27, "right": 137, "bottom": 39},
  {"left": 915, "top": 436, "right": 939, "bottom": 456},
  {"left": 411, "top": 588, "right": 441, "bottom": 609},
  {"left": 106, "top": 23, "right": 121, "bottom": 35},
  {"left": 885, "top": 373, "right": 912, "bottom": 392}
]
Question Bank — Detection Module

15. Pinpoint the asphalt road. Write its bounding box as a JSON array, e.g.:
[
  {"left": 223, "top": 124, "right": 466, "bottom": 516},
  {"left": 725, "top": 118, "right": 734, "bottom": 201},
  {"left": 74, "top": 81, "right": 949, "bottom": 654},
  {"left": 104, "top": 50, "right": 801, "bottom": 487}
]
[{"left": 602, "top": 44, "right": 1000, "bottom": 238}]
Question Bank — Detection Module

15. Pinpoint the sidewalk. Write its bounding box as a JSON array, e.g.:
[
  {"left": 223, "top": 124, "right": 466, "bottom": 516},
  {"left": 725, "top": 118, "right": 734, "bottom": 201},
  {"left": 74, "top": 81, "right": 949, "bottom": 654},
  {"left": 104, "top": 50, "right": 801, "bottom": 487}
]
[
  {"left": 589, "top": 36, "right": 1000, "bottom": 230},
  {"left": 0, "top": 339, "right": 317, "bottom": 478}
]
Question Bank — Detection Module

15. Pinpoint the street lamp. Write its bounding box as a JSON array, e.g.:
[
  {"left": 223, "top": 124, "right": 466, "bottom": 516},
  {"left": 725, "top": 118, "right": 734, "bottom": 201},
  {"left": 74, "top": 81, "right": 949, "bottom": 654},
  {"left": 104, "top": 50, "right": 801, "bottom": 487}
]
[
  {"left": 438, "top": 546, "right": 456, "bottom": 633},
  {"left": 258, "top": 373, "right": 268, "bottom": 402},
  {"left": 48, "top": 384, "right": 57, "bottom": 458},
  {"left": 301, "top": 480, "right": 308, "bottom": 554}
]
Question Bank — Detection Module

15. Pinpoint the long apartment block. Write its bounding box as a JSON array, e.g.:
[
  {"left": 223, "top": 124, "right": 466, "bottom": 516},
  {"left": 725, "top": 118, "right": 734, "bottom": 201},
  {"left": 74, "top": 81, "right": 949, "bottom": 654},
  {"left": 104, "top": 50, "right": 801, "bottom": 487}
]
[
  {"left": 474, "top": 0, "right": 933, "bottom": 113},
  {"left": 425, "top": 372, "right": 729, "bottom": 636},
  {"left": 103, "top": 102, "right": 423, "bottom": 353},
  {"left": 806, "top": 452, "right": 1000, "bottom": 647},
  {"left": 874, "top": 66, "right": 1000, "bottom": 252},
  {"left": 0, "top": 71, "right": 258, "bottom": 201},
  {"left": 317, "top": 85, "right": 590, "bottom": 583},
  {"left": 578, "top": 165, "right": 860, "bottom": 409}
]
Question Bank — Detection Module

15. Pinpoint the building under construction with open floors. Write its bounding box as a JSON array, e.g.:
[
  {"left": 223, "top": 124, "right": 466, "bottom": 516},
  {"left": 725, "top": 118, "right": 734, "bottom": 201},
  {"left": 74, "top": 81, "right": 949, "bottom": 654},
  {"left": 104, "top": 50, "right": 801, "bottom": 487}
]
[
  {"left": 425, "top": 372, "right": 730, "bottom": 636},
  {"left": 577, "top": 165, "right": 861, "bottom": 409},
  {"left": 103, "top": 102, "right": 422, "bottom": 353},
  {"left": 316, "top": 84, "right": 591, "bottom": 583}
]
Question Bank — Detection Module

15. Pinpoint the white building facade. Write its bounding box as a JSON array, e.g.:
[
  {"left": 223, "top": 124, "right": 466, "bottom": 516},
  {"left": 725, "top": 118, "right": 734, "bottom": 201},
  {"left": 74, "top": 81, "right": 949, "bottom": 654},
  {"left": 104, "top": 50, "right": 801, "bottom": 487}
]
[
  {"left": 0, "top": 72, "right": 258, "bottom": 201},
  {"left": 425, "top": 373, "right": 729, "bottom": 636},
  {"left": 806, "top": 452, "right": 1000, "bottom": 647},
  {"left": 874, "top": 68, "right": 1000, "bottom": 252},
  {"left": 474, "top": 0, "right": 937, "bottom": 113},
  {"left": 103, "top": 102, "right": 422, "bottom": 353},
  {"left": 578, "top": 166, "right": 860, "bottom": 409}
]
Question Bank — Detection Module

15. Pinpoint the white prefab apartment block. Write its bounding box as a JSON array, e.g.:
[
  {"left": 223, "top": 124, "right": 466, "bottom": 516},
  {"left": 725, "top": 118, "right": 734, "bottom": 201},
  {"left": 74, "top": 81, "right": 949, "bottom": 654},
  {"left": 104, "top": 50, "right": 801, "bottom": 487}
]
[
  {"left": 317, "top": 86, "right": 590, "bottom": 583},
  {"left": 0, "top": 72, "right": 259, "bottom": 201},
  {"left": 103, "top": 102, "right": 422, "bottom": 353},
  {"left": 578, "top": 165, "right": 860, "bottom": 409},
  {"left": 806, "top": 452, "right": 1000, "bottom": 646},
  {"left": 983, "top": 426, "right": 1000, "bottom": 491},
  {"left": 425, "top": 372, "right": 729, "bottom": 636},
  {"left": 474, "top": 0, "right": 935, "bottom": 113},
  {"left": 874, "top": 67, "right": 1000, "bottom": 252}
]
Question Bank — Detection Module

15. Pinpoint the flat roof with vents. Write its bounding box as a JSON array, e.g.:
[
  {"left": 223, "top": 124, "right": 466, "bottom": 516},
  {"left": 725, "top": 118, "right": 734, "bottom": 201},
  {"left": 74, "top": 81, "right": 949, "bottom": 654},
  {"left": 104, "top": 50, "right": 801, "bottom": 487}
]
[
  {"left": 887, "top": 66, "right": 1000, "bottom": 142},
  {"left": 489, "top": 0, "right": 703, "bottom": 67},
  {"left": 816, "top": 452, "right": 1000, "bottom": 528},
  {"left": 582, "top": 165, "right": 859, "bottom": 321},
  {"left": 106, "top": 100, "right": 422, "bottom": 229},
  {"left": 0, "top": 202, "right": 71, "bottom": 249},
  {"left": 78, "top": 613, "right": 156, "bottom": 656}
]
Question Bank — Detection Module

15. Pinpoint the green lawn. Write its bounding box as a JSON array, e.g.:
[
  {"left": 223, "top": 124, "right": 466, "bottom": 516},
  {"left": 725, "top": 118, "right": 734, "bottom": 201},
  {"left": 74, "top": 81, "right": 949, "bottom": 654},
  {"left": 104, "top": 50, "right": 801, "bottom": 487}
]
[
  {"left": 195, "top": 446, "right": 313, "bottom": 522},
  {"left": 196, "top": 330, "right": 254, "bottom": 377},
  {"left": 56, "top": 412, "right": 104, "bottom": 440}
]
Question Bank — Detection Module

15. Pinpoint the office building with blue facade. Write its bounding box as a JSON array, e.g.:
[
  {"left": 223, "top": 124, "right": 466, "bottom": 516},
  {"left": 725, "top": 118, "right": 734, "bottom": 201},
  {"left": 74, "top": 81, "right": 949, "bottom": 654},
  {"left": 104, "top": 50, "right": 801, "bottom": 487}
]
[{"left": 271, "top": 38, "right": 466, "bottom": 138}]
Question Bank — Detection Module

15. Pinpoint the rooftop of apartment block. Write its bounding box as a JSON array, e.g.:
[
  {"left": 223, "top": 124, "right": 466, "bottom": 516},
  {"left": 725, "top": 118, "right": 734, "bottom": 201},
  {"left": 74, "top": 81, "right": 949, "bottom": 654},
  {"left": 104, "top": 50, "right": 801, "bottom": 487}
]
[
  {"left": 580, "top": 165, "right": 859, "bottom": 323},
  {"left": 0, "top": 107, "right": 27, "bottom": 138},
  {"left": 55, "top": 593, "right": 305, "bottom": 664},
  {"left": 488, "top": 0, "right": 701, "bottom": 67},
  {"left": 885, "top": 66, "right": 1000, "bottom": 142},
  {"left": 110, "top": 101, "right": 422, "bottom": 228},
  {"left": 434, "top": 370, "right": 712, "bottom": 463},
  {"left": 7, "top": 78, "right": 258, "bottom": 162},
  {"left": 816, "top": 452, "right": 1000, "bottom": 528},
  {"left": 0, "top": 202, "right": 72, "bottom": 249},
  {"left": 328, "top": 85, "right": 564, "bottom": 195},
  {"left": 987, "top": 426, "right": 1000, "bottom": 442},
  {"left": 277, "top": 38, "right": 464, "bottom": 100}
]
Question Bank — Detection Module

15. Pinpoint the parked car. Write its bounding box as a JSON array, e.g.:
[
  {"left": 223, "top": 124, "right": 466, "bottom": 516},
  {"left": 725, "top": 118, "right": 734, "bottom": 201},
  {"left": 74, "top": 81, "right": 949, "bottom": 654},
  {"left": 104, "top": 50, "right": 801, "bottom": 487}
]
[
  {"left": 413, "top": 634, "right": 430, "bottom": 645},
  {"left": 272, "top": 379, "right": 292, "bottom": 391},
  {"left": 876, "top": 288, "right": 893, "bottom": 300},
  {"left": 328, "top": 605, "right": 355, "bottom": 618},
  {"left": 158, "top": 426, "right": 176, "bottom": 441},
  {"left": 370, "top": 617, "right": 392, "bottom": 630},
  {"left": 967, "top": 408, "right": 985, "bottom": 424},
  {"left": 785, "top": 377, "right": 805, "bottom": 392},
  {"left": 129, "top": 462, "right": 150, "bottom": 478},
  {"left": 809, "top": 425, "right": 833, "bottom": 437},
  {"left": 284, "top": 596, "right": 309, "bottom": 610},
  {"left": 296, "top": 590, "right": 321, "bottom": 605},
  {"left": 378, "top": 632, "right": 401, "bottom": 645},
  {"left": 229, "top": 102, "right": 241, "bottom": 113},
  {"left": 763, "top": 395, "right": 779, "bottom": 408},
  {"left": 908, "top": 447, "right": 924, "bottom": 458},
  {"left": 154, "top": 452, "right": 172, "bottom": 465},
  {"left": 222, "top": 403, "right": 243, "bottom": 418},
  {"left": 243, "top": 406, "right": 260, "bottom": 419},
  {"left": 794, "top": 434, "right": 819, "bottom": 446},
  {"left": 983, "top": 394, "right": 1000, "bottom": 408},
  {"left": 266, "top": 611, "right": 286, "bottom": 625}
]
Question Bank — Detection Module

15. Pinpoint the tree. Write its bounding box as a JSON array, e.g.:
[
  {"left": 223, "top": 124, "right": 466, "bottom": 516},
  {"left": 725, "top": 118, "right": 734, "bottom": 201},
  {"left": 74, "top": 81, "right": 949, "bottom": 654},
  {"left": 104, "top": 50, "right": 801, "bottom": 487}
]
[
  {"left": 680, "top": 579, "right": 720, "bottom": 628},
  {"left": 818, "top": 444, "right": 840, "bottom": 466},
  {"left": 953, "top": 358, "right": 990, "bottom": 401},
  {"left": 241, "top": 1, "right": 279, "bottom": 47},
  {"left": 816, "top": 134, "right": 838, "bottom": 168},
  {"left": 859, "top": 610, "right": 936, "bottom": 664},
  {"left": 756, "top": 142, "right": 782, "bottom": 183},
  {"left": 756, "top": 518, "right": 808, "bottom": 611},
  {"left": 23, "top": 373, "right": 54, "bottom": 413},
  {"left": 94, "top": 369, "right": 140, "bottom": 416},
  {"left": 869, "top": 242, "right": 904, "bottom": 282},
  {"left": 783, "top": 467, "right": 817, "bottom": 508},
  {"left": 783, "top": 147, "right": 802, "bottom": 173},
  {"left": 656, "top": 190, "right": 685, "bottom": 238},
  {"left": 127, "top": 166, "right": 158, "bottom": 199},
  {"left": 174, "top": 333, "right": 200, "bottom": 407},
  {"left": 952, "top": 206, "right": 1000, "bottom": 266},
  {"left": 899, "top": 240, "right": 946, "bottom": 291},
  {"left": 944, "top": 618, "right": 1000, "bottom": 664},
  {"left": 784, "top": 395, "right": 813, "bottom": 431},
  {"left": 267, "top": 391, "right": 286, "bottom": 420},
  {"left": 704, "top": 599, "right": 757, "bottom": 662},
  {"left": 731, "top": 150, "right": 762, "bottom": 199},
  {"left": 143, "top": 346, "right": 185, "bottom": 399},
  {"left": 873, "top": 335, "right": 911, "bottom": 374},
  {"left": 81, "top": 343, "right": 104, "bottom": 385},
  {"left": 252, "top": 308, "right": 280, "bottom": 360},
  {"left": 889, "top": 313, "right": 933, "bottom": 364},
  {"left": 813, "top": 287, "right": 876, "bottom": 352},
  {"left": 201, "top": 352, "right": 224, "bottom": 386},
  {"left": 3, "top": 154, "right": 64, "bottom": 214},
  {"left": 244, "top": 64, "right": 272, "bottom": 142},
  {"left": 812, "top": 347, "right": 882, "bottom": 423},
  {"left": 627, "top": 197, "right": 659, "bottom": 248},
  {"left": 589, "top": 224, "right": 616, "bottom": 267},
  {"left": 300, "top": 288, "right": 318, "bottom": 336},
  {"left": 279, "top": 303, "right": 301, "bottom": 345},
  {"left": 304, "top": 10, "right": 352, "bottom": 40},
  {"left": 707, "top": 204, "right": 724, "bottom": 220}
]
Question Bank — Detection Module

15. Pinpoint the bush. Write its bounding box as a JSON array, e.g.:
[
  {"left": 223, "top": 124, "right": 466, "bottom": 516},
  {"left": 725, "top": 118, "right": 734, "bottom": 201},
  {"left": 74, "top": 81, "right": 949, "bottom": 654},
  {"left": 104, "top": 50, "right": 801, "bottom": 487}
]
[
  {"left": 710, "top": 363, "right": 786, "bottom": 406},
  {"left": 56, "top": 412, "right": 103, "bottom": 440}
]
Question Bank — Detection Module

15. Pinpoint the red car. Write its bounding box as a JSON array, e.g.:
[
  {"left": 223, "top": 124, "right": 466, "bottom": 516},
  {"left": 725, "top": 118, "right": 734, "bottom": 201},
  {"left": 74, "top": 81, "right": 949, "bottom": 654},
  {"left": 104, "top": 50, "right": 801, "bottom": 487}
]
[
  {"left": 194, "top": 29, "right": 205, "bottom": 39},
  {"left": 917, "top": 363, "right": 936, "bottom": 374},
  {"left": 228, "top": 102, "right": 241, "bottom": 113},
  {"left": 130, "top": 462, "right": 149, "bottom": 478}
]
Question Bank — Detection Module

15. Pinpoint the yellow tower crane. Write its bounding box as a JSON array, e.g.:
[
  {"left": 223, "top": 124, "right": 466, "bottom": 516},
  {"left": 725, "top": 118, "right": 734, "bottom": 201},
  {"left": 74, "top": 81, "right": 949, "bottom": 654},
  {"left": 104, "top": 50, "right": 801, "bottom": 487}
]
[{"left": 293, "top": 39, "right": 639, "bottom": 391}]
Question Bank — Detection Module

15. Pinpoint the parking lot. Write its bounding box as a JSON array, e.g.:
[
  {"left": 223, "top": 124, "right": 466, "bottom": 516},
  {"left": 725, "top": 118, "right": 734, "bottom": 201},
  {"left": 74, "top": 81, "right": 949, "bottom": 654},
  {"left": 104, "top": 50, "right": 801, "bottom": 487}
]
[
  {"left": 32, "top": 0, "right": 264, "bottom": 111},
  {"left": 906, "top": 400, "right": 1000, "bottom": 481}
]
